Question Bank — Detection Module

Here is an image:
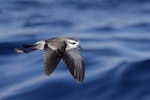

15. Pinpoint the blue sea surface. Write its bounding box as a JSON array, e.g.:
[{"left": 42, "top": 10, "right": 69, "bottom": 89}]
[{"left": 0, "top": 0, "right": 150, "bottom": 100}]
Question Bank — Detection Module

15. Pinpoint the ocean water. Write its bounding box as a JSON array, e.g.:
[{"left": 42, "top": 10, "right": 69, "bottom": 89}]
[{"left": 0, "top": 0, "right": 150, "bottom": 100}]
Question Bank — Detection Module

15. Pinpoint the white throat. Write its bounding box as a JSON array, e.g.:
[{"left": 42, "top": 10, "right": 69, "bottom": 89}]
[{"left": 66, "top": 39, "right": 79, "bottom": 50}]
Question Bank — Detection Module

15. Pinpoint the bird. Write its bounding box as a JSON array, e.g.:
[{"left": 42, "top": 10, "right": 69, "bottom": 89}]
[{"left": 15, "top": 37, "right": 85, "bottom": 82}]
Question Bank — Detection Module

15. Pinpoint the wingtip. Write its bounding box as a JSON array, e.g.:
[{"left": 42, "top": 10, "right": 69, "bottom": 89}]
[
  {"left": 77, "top": 76, "right": 84, "bottom": 83},
  {"left": 77, "top": 79, "right": 84, "bottom": 83},
  {"left": 44, "top": 69, "right": 53, "bottom": 76},
  {"left": 45, "top": 71, "right": 51, "bottom": 76},
  {"left": 73, "top": 72, "right": 84, "bottom": 83}
]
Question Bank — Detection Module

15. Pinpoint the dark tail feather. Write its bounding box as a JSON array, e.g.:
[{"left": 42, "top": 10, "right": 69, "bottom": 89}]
[
  {"left": 23, "top": 44, "right": 36, "bottom": 48},
  {"left": 14, "top": 48, "right": 36, "bottom": 53}
]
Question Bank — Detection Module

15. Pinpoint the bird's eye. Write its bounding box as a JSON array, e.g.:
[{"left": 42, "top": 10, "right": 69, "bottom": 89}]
[
  {"left": 69, "top": 41, "right": 76, "bottom": 44},
  {"left": 72, "top": 42, "right": 76, "bottom": 44}
]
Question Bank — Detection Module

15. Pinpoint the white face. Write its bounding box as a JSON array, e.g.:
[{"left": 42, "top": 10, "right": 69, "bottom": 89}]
[{"left": 66, "top": 39, "right": 80, "bottom": 49}]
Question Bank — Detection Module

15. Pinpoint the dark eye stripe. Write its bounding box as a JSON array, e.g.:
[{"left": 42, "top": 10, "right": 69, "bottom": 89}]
[{"left": 69, "top": 42, "right": 76, "bottom": 44}]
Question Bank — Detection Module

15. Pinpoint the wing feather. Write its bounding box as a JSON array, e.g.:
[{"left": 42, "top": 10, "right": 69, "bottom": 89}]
[
  {"left": 62, "top": 49, "right": 85, "bottom": 82},
  {"left": 43, "top": 47, "right": 61, "bottom": 76},
  {"left": 43, "top": 39, "right": 66, "bottom": 76}
]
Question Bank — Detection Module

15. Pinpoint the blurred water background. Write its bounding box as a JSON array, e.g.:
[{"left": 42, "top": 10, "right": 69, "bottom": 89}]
[{"left": 0, "top": 0, "right": 150, "bottom": 100}]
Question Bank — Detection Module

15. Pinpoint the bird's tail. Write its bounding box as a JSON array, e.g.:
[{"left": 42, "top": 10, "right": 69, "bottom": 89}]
[
  {"left": 15, "top": 44, "right": 37, "bottom": 53},
  {"left": 14, "top": 40, "right": 45, "bottom": 53}
]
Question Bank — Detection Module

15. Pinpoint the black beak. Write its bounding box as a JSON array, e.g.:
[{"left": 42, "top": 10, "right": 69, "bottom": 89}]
[{"left": 78, "top": 45, "right": 83, "bottom": 50}]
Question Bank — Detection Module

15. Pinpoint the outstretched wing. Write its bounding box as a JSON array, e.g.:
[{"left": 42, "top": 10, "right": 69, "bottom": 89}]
[
  {"left": 43, "top": 39, "right": 66, "bottom": 76},
  {"left": 62, "top": 49, "right": 84, "bottom": 82},
  {"left": 44, "top": 47, "right": 61, "bottom": 76}
]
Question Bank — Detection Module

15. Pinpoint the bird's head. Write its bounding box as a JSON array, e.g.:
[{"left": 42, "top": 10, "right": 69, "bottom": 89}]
[{"left": 65, "top": 38, "right": 81, "bottom": 50}]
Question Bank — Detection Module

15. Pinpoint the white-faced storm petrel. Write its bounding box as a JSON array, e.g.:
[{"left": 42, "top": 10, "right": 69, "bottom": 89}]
[{"left": 15, "top": 37, "right": 85, "bottom": 82}]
